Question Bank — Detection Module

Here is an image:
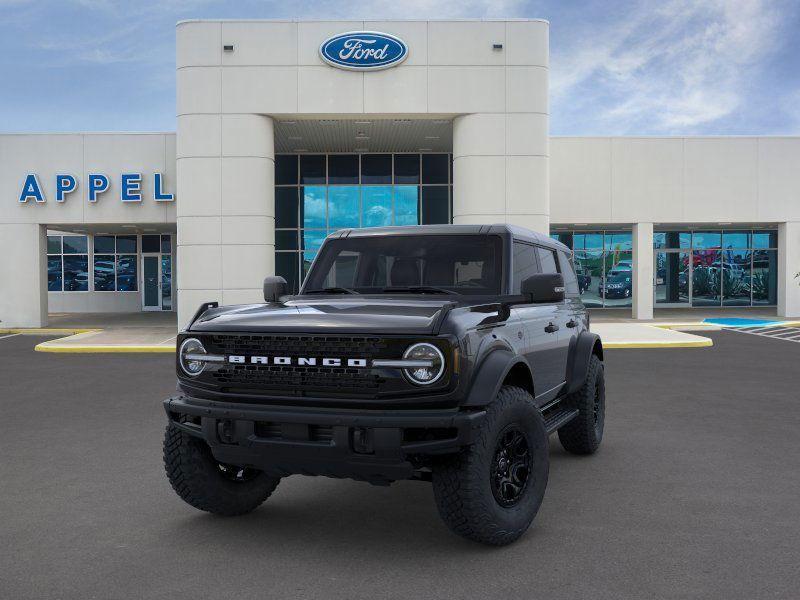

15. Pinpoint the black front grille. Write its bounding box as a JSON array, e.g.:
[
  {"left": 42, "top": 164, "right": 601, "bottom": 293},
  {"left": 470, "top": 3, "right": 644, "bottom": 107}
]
[{"left": 203, "top": 334, "right": 391, "bottom": 397}]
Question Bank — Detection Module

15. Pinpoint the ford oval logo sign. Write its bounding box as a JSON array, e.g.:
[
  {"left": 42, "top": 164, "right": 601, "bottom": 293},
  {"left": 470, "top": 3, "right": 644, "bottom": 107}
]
[{"left": 319, "top": 31, "right": 408, "bottom": 71}]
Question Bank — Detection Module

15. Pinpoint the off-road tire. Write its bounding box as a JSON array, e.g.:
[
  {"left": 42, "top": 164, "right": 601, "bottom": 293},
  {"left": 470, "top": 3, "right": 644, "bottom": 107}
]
[
  {"left": 432, "top": 386, "right": 549, "bottom": 546},
  {"left": 558, "top": 354, "right": 605, "bottom": 455},
  {"left": 163, "top": 423, "right": 280, "bottom": 516}
]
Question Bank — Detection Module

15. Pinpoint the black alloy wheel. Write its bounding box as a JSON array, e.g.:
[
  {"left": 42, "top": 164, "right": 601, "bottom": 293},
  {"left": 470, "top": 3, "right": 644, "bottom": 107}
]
[{"left": 490, "top": 424, "right": 532, "bottom": 507}]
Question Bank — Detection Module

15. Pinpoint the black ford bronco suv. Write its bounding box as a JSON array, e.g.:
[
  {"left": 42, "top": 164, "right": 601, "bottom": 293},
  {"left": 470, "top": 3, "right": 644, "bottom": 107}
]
[{"left": 163, "top": 224, "right": 604, "bottom": 545}]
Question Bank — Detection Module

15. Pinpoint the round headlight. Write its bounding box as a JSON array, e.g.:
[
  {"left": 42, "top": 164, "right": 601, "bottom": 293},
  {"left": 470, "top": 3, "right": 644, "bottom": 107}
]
[
  {"left": 179, "top": 337, "right": 206, "bottom": 377},
  {"left": 403, "top": 342, "right": 445, "bottom": 386}
]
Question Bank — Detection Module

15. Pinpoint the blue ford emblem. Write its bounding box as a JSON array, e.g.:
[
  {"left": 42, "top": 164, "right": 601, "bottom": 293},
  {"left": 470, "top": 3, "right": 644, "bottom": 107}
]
[{"left": 319, "top": 31, "right": 408, "bottom": 71}]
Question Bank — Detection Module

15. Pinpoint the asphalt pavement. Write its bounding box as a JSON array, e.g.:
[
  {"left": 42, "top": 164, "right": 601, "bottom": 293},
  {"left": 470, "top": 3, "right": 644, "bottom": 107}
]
[{"left": 1, "top": 332, "right": 798, "bottom": 600}]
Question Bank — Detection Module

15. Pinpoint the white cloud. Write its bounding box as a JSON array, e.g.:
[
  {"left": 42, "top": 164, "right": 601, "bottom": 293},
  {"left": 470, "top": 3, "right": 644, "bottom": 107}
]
[{"left": 551, "top": 0, "right": 791, "bottom": 133}]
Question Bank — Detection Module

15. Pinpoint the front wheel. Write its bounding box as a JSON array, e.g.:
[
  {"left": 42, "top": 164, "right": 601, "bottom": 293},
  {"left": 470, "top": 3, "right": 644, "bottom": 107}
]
[
  {"left": 432, "top": 386, "right": 549, "bottom": 546},
  {"left": 163, "top": 423, "right": 280, "bottom": 516}
]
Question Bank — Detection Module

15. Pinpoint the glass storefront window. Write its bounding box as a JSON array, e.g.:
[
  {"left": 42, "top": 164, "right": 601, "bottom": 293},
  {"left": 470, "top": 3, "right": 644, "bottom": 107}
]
[
  {"left": 276, "top": 153, "right": 453, "bottom": 292},
  {"left": 327, "top": 155, "right": 358, "bottom": 184},
  {"left": 653, "top": 232, "right": 690, "bottom": 249},
  {"left": 722, "top": 249, "right": 752, "bottom": 306},
  {"left": 362, "top": 186, "right": 392, "bottom": 227},
  {"left": 574, "top": 250, "right": 603, "bottom": 308},
  {"left": 116, "top": 256, "right": 137, "bottom": 291},
  {"left": 47, "top": 235, "right": 88, "bottom": 292},
  {"left": 302, "top": 186, "right": 326, "bottom": 229},
  {"left": 752, "top": 231, "right": 778, "bottom": 249},
  {"left": 327, "top": 186, "right": 359, "bottom": 229},
  {"left": 722, "top": 231, "right": 750, "bottom": 249},
  {"left": 394, "top": 154, "right": 419, "bottom": 184},
  {"left": 93, "top": 255, "right": 116, "bottom": 291},
  {"left": 691, "top": 250, "right": 721, "bottom": 306},
  {"left": 752, "top": 250, "right": 778, "bottom": 305},
  {"left": 692, "top": 231, "right": 721, "bottom": 249},
  {"left": 394, "top": 185, "right": 419, "bottom": 225},
  {"left": 63, "top": 255, "right": 89, "bottom": 291},
  {"left": 275, "top": 154, "right": 298, "bottom": 185},
  {"left": 47, "top": 256, "right": 62, "bottom": 291},
  {"left": 604, "top": 232, "right": 632, "bottom": 251},
  {"left": 655, "top": 251, "right": 690, "bottom": 305},
  {"left": 300, "top": 155, "right": 325, "bottom": 184}
]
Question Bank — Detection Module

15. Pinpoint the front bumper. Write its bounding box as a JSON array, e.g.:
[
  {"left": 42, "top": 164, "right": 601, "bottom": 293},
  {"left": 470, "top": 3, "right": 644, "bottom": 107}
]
[{"left": 164, "top": 395, "right": 486, "bottom": 484}]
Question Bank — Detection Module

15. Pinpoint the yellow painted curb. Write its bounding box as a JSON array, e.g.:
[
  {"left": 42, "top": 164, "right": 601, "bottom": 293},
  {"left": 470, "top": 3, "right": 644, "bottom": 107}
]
[
  {"left": 0, "top": 328, "right": 100, "bottom": 335},
  {"left": 604, "top": 339, "right": 713, "bottom": 349},
  {"left": 35, "top": 343, "right": 175, "bottom": 353}
]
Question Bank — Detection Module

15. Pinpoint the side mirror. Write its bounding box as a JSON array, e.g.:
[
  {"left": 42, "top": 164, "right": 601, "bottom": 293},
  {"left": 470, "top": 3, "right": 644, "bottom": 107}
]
[
  {"left": 521, "top": 273, "right": 565, "bottom": 303},
  {"left": 263, "top": 275, "right": 287, "bottom": 302}
]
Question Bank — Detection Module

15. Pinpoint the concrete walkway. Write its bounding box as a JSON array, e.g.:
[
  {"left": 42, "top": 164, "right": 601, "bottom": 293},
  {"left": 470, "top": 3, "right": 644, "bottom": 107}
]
[
  {"left": 1, "top": 312, "right": 179, "bottom": 353},
  {"left": 0, "top": 310, "right": 720, "bottom": 353}
]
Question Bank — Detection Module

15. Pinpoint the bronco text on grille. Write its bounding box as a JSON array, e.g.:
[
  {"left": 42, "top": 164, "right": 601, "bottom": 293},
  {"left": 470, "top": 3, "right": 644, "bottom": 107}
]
[{"left": 204, "top": 334, "right": 389, "bottom": 397}]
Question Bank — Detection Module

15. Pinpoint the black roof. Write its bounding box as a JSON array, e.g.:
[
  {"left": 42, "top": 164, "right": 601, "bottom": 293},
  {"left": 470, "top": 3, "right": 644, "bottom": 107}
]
[{"left": 329, "top": 224, "right": 570, "bottom": 253}]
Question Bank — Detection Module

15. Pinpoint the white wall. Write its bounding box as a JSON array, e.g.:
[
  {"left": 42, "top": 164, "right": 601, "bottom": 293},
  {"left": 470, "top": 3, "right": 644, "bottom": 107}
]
[
  {"left": 0, "top": 133, "right": 176, "bottom": 326},
  {"left": 550, "top": 137, "right": 800, "bottom": 225},
  {"left": 176, "top": 19, "right": 550, "bottom": 327}
]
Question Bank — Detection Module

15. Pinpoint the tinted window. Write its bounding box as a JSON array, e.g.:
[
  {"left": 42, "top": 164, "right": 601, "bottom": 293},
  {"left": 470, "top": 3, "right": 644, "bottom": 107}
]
[
  {"left": 275, "top": 187, "right": 299, "bottom": 228},
  {"left": 394, "top": 154, "right": 419, "bottom": 184},
  {"left": 141, "top": 234, "right": 160, "bottom": 253},
  {"left": 62, "top": 235, "right": 88, "bottom": 254},
  {"left": 328, "top": 155, "right": 358, "bottom": 184},
  {"left": 305, "top": 235, "right": 502, "bottom": 295},
  {"left": 116, "top": 235, "right": 137, "bottom": 254},
  {"left": 47, "top": 235, "right": 62, "bottom": 254},
  {"left": 421, "top": 186, "right": 449, "bottom": 224},
  {"left": 558, "top": 251, "right": 580, "bottom": 295},
  {"left": 536, "top": 247, "right": 559, "bottom": 274},
  {"left": 299, "top": 155, "right": 325, "bottom": 184},
  {"left": 421, "top": 154, "right": 448, "bottom": 184},
  {"left": 94, "top": 235, "right": 115, "bottom": 253},
  {"left": 361, "top": 154, "right": 391, "bottom": 184},
  {"left": 512, "top": 242, "right": 539, "bottom": 294},
  {"left": 275, "top": 155, "right": 298, "bottom": 185}
]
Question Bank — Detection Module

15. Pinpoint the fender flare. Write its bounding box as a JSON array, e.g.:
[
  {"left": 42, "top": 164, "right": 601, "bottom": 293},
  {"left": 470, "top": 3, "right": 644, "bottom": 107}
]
[
  {"left": 566, "top": 331, "right": 603, "bottom": 394},
  {"left": 463, "top": 348, "right": 531, "bottom": 407}
]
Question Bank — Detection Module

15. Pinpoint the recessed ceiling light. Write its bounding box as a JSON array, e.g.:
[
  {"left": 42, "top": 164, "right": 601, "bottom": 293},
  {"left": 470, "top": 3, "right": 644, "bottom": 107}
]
[
  {"left": 718, "top": 222, "right": 732, "bottom": 225},
  {"left": 355, "top": 120, "right": 372, "bottom": 125},
  {"left": 288, "top": 136, "right": 302, "bottom": 140},
  {"left": 121, "top": 225, "right": 137, "bottom": 229},
  {"left": 280, "top": 120, "right": 297, "bottom": 125},
  {"left": 573, "top": 223, "right": 587, "bottom": 226},
  {"left": 432, "top": 119, "right": 450, "bottom": 125},
  {"left": 425, "top": 136, "right": 440, "bottom": 140},
  {"left": 355, "top": 134, "right": 370, "bottom": 140},
  {"left": 354, "top": 147, "right": 369, "bottom": 152},
  {"left": 143, "top": 228, "right": 157, "bottom": 232},
  {"left": 320, "top": 120, "right": 338, "bottom": 125},
  {"left": 393, "top": 119, "right": 412, "bottom": 124},
  {"left": 293, "top": 148, "right": 308, "bottom": 152},
  {"left": 419, "top": 147, "right": 433, "bottom": 152}
]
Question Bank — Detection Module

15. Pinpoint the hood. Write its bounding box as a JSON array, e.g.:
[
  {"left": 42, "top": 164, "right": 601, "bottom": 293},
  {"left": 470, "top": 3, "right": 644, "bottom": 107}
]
[{"left": 188, "top": 296, "right": 457, "bottom": 335}]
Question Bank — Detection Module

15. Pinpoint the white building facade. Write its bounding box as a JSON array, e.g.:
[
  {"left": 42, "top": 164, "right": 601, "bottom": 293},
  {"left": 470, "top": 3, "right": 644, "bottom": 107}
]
[{"left": 0, "top": 19, "right": 798, "bottom": 328}]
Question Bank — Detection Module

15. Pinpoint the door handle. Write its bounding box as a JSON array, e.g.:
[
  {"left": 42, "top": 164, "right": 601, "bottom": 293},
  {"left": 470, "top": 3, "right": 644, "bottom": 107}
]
[
  {"left": 544, "top": 322, "right": 559, "bottom": 334},
  {"left": 566, "top": 319, "right": 577, "bottom": 328}
]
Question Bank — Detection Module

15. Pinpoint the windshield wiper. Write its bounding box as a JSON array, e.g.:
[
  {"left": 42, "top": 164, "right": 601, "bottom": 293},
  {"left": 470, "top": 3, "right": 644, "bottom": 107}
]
[
  {"left": 304, "top": 287, "right": 359, "bottom": 295},
  {"left": 381, "top": 286, "right": 457, "bottom": 295}
]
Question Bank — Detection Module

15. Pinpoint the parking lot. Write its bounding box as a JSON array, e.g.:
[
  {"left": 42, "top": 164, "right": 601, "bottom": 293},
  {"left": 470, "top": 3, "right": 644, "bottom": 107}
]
[{"left": 1, "top": 331, "right": 799, "bottom": 600}]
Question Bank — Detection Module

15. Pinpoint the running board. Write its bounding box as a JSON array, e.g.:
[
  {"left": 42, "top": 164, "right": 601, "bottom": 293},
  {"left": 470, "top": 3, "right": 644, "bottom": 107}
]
[{"left": 544, "top": 408, "right": 579, "bottom": 434}]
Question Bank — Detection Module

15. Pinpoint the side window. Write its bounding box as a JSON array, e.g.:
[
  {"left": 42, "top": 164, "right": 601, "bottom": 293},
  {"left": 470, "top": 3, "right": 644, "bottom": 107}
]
[
  {"left": 558, "top": 251, "right": 580, "bottom": 295},
  {"left": 512, "top": 241, "right": 539, "bottom": 293},
  {"left": 536, "top": 247, "right": 559, "bottom": 274}
]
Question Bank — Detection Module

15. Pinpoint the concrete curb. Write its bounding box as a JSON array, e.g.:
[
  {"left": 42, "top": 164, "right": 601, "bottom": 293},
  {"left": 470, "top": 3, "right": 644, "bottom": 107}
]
[
  {"left": 604, "top": 338, "right": 713, "bottom": 349},
  {"left": 34, "top": 343, "right": 175, "bottom": 353}
]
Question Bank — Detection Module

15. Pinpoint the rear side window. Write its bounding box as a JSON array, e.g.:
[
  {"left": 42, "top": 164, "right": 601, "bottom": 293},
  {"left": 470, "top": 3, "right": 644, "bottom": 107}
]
[
  {"left": 512, "top": 242, "right": 539, "bottom": 293},
  {"left": 557, "top": 251, "right": 580, "bottom": 295},
  {"left": 536, "top": 247, "right": 559, "bottom": 274}
]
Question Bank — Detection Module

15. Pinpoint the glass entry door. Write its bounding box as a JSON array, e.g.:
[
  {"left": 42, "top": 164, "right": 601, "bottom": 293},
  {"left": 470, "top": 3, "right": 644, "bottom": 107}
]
[{"left": 142, "top": 255, "right": 161, "bottom": 311}]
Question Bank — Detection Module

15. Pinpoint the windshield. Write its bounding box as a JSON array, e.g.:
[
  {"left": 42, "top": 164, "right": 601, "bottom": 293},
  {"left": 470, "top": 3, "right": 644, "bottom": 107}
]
[{"left": 302, "top": 234, "right": 503, "bottom": 295}]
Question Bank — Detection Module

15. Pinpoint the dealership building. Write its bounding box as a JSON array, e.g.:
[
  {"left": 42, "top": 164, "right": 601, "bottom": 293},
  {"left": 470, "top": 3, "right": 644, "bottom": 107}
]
[{"left": 1, "top": 18, "right": 799, "bottom": 329}]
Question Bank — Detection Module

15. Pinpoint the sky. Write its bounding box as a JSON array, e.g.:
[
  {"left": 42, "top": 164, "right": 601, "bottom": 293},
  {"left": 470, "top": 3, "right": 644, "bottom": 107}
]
[{"left": 0, "top": 0, "right": 798, "bottom": 135}]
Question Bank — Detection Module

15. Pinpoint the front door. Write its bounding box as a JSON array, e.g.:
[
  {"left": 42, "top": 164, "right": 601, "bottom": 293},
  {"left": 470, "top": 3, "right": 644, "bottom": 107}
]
[{"left": 142, "top": 255, "right": 161, "bottom": 311}]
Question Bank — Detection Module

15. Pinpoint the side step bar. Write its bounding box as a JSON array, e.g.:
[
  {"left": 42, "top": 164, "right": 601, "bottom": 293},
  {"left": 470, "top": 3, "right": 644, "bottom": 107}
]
[{"left": 543, "top": 408, "right": 579, "bottom": 434}]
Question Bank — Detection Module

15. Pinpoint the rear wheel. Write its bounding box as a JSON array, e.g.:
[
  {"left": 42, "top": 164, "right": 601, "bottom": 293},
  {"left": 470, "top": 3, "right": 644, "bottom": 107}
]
[
  {"left": 558, "top": 354, "right": 605, "bottom": 455},
  {"left": 163, "top": 423, "right": 280, "bottom": 516},
  {"left": 432, "top": 386, "right": 549, "bottom": 546}
]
